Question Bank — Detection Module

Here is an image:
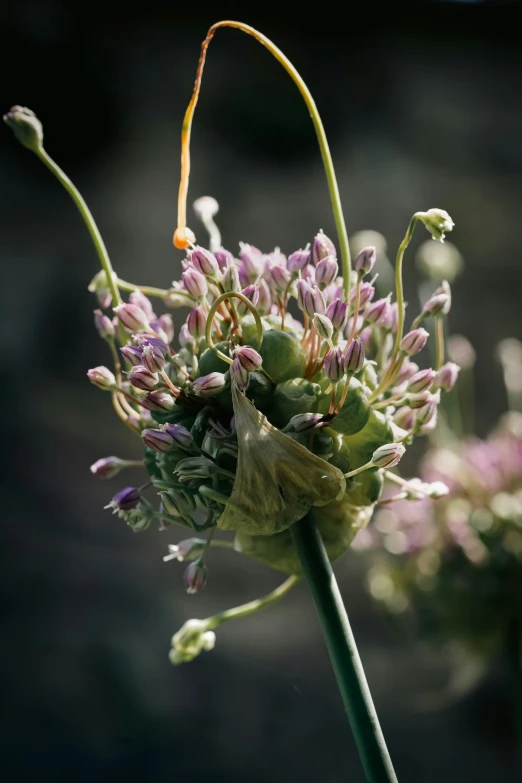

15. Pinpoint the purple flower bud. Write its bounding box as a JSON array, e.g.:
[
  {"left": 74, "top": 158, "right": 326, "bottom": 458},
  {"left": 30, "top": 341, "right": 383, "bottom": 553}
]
[
  {"left": 416, "top": 394, "right": 439, "bottom": 426},
  {"left": 221, "top": 262, "right": 241, "bottom": 293},
  {"left": 231, "top": 357, "right": 250, "bottom": 391},
  {"left": 182, "top": 266, "right": 208, "bottom": 299},
  {"left": 359, "top": 327, "right": 373, "bottom": 353},
  {"left": 90, "top": 456, "right": 128, "bottom": 479},
  {"left": 190, "top": 246, "right": 220, "bottom": 278},
  {"left": 326, "top": 299, "right": 348, "bottom": 332},
  {"left": 296, "top": 279, "right": 309, "bottom": 311},
  {"left": 313, "top": 313, "right": 334, "bottom": 341},
  {"left": 236, "top": 284, "right": 260, "bottom": 316},
  {"left": 156, "top": 313, "right": 175, "bottom": 344},
  {"left": 383, "top": 302, "right": 399, "bottom": 332},
  {"left": 315, "top": 255, "right": 339, "bottom": 289},
  {"left": 108, "top": 486, "right": 140, "bottom": 511},
  {"left": 129, "top": 290, "right": 156, "bottom": 320},
  {"left": 184, "top": 558, "right": 207, "bottom": 594},
  {"left": 350, "top": 282, "right": 375, "bottom": 307},
  {"left": 114, "top": 303, "right": 150, "bottom": 333},
  {"left": 239, "top": 244, "right": 265, "bottom": 280},
  {"left": 393, "top": 407, "right": 416, "bottom": 430},
  {"left": 94, "top": 309, "right": 115, "bottom": 340},
  {"left": 191, "top": 372, "right": 227, "bottom": 397},
  {"left": 433, "top": 281, "right": 451, "bottom": 314},
  {"left": 187, "top": 306, "right": 207, "bottom": 340},
  {"left": 288, "top": 413, "right": 324, "bottom": 432},
  {"left": 164, "top": 538, "right": 206, "bottom": 562},
  {"left": 422, "top": 292, "right": 450, "bottom": 318},
  {"left": 142, "top": 343, "right": 166, "bottom": 373},
  {"left": 345, "top": 338, "right": 365, "bottom": 373},
  {"left": 178, "top": 323, "right": 194, "bottom": 348},
  {"left": 96, "top": 288, "right": 112, "bottom": 310},
  {"left": 393, "top": 359, "right": 419, "bottom": 385},
  {"left": 408, "top": 368, "right": 436, "bottom": 393},
  {"left": 324, "top": 347, "right": 346, "bottom": 382},
  {"left": 257, "top": 278, "right": 272, "bottom": 315},
  {"left": 215, "top": 247, "right": 234, "bottom": 270},
  {"left": 372, "top": 443, "right": 406, "bottom": 469},
  {"left": 269, "top": 263, "right": 291, "bottom": 292},
  {"left": 400, "top": 328, "right": 429, "bottom": 356},
  {"left": 87, "top": 366, "right": 116, "bottom": 391},
  {"left": 408, "top": 391, "right": 434, "bottom": 409},
  {"left": 364, "top": 298, "right": 390, "bottom": 326},
  {"left": 302, "top": 264, "right": 315, "bottom": 282},
  {"left": 141, "top": 391, "right": 176, "bottom": 412},
  {"left": 288, "top": 248, "right": 311, "bottom": 273},
  {"left": 303, "top": 285, "right": 326, "bottom": 318},
  {"left": 434, "top": 361, "right": 460, "bottom": 392},
  {"left": 235, "top": 345, "right": 263, "bottom": 371},
  {"left": 354, "top": 246, "right": 376, "bottom": 276},
  {"left": 142, "top": 427, "right": 175, "bottom": 452},
  {"left": 312, "top": 230, "right": 336, "bottom": 265},
  {"left": 128, "top": 364, "right": 159, "bottom": 391},
  {"left": 164, "top": 423, "right": 194, "bottom": 449}
]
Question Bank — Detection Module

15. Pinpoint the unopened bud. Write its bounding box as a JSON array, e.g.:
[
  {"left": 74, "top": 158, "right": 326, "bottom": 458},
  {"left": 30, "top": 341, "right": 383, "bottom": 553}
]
[
  {"left": 142, "top": 391, "right": 176, "bottom": 412},
  {"left": 350, "top": 282, "right": 375, "bottom": 307},
  {"left": 87, "top": 366, "right": 116, "bottom": 391},
  {"left": 419, "top": 208, "right": 455, "bottom": 243},
  {"left": 312, "top": 230, "right": 336, "bottom": 265},
  {"left": 190, "top": 246, "right": 220, "bottom": 278},
  {"left": 184, "top": 558, "right": 207, "bottom": 594},
  {"left": 315, "top": 255, "right": 338, "bottom": 289},
  {"left": 128, "top": 364, "right": 159, "bottom": 391},
  {"left": 354, "top": 246, "right": 376, "bottom": 277},
  {"left": 345, "top": 338, "right": 365, "bottom": 374},
  {"left": 393, "top": 406, "right": 416, "bottom": 430},
  {"left": 303, "top": 285, "right": 326, "bottom": 318},
  {"left": 364, "top": 298, "right": 390, "bottom": 326},
  {"left": 400, "top": 328, "right": 429, "bottom": 356},
  {"left": 416, "top": 393, "right": 440, "bottom": 426},
  {"left": 434, "top": 361, "right": 460, "bottom": 392},
  {"left": 142, "top": 427, "right": 174, "bottom": 452},
  {"left": 215, "top": 247, "right": 234, "bottom": 270},
  {"left": 164, "top": 423, "right": 194, "bottom": 449},
  {"left": 239, "top": 244, "right": 265, "bottom": 280},
  {"left": 421, "top": 292, "right": 450, "bottom": 318},
  {"left": 288, "top": 248, "right": 311, "bottom": 273},
  {"left": 372, "top": 442, "right": 406, "bottom": 469},
  {"left": 236, "top": 285, "right": 259, "bottom": 316},
  {"left": 326, "top": 299, "right": 348, "bottom": 332},
  {"left": 182, "top": 266, "right": 208, "bottom": 299},
  {"left": 296, "top": 279, "right": 309, "bottom": 311},
  {"left": 90, "top": 456, "right": 129, "bottom": 479},
  {"left": 257, "top": 278, "right": 272, "bottom": 315},
  {"left": 94, "top": 309, "right": 115, "bottom": 340},
  {"left": 235, "top": 345, "right": 262, "bottom": 371},
  {"left": 191, "top": 372, "right": 227, "bottom": 397},
  {"left": 313, "top": 313, "right": 334, "bottom": 341},
  {"left": 221, "top": 262, "right": 241, "bottom": 293},
  {"left": 187, "top": 307, "right": 207, "bottom": 341},
  {"left": 3, "top": 105, "right": 43, "bottom": 152},
  {"left": 114, "top": 303, "right": 150, "bottom": 333},
  {"left": 408, "top": 368, "right": 436, "bottom": 393},
  {"left": 142, "top": 343, "right": 166, "bottom": 373},
  {"left": 129, "top": 290, "right": 155, "bottom": 320},
  {"left": 231, "top": 357, "right": 250, "bottom": 391},
  {"left": 106, "top": 486, "right": 140, "bottom": 512},
  {"left": 287, "top": 412, "right": 324, "bottom": 432},
  {"left": 163, "top": 538, "right": 206, "bottom": 563},
  {"left": 408, "top": 391, "right": 434, "bottom": 409},
  {"left": 120, "top": 345, "right": 143, "bottom": 367},
  {"left": 324, "top": 347, "right": 345, "bottom": 382},
  {"left": 269, "top": 263, "right": 291, "bottom": 293}
]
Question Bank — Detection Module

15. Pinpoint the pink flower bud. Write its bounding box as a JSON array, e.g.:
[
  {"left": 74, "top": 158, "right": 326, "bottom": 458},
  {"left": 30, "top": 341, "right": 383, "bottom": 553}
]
[
  {"left": 128, "top": 364, "right": 159, "bottom": 391},
  {"left": 231, "top": 357, "right": 250, "bottom": 391},
  {"left": 90, "top": 456, "right": 127, "bottom": 479},
  {"left": 422, "top": 292, "right": 450, "bottom": 318},
  {"left": 87, "top": 366, "right": 116, "bottom": 391},
  {"left": 408, "top": 368, "right": 436, "bottom": 393},
  {"left": 182, "top": 266, "right": 208, "bottom": 299},
  {"left": 114, "top": 303, "right": 150, "bottom": 333},
  {"left": 324, "top": 347, "right": 345, "bottom": 382},
  {"left": 315, "top": 255, "right": 338, "bottom": 289},
  {"left": 142, "top": 428, "right": 175, "bottom": 452},
  {"left": 288, "top": 413, "right": 324, "bottom": 432},
  {"left": 269, "top": 263, "right": 291, "bottom": 292},
  {"left": 416, "top": 393, "right": 440, "bottom": 426},
  {"left": 393, "top": 406, "right": 416, "bottom": 430},
  {"left": 372, "top": 443, "right": 406, "bottom": 469},
  {"left": 400, "top": 328, "right": 429, "bottom": 356},
  {"left": 236, "top": 284, "right": 260, "bottom": 316},
  {"left": 191, "top": 372, "right": 227, "bottom": 397},
  {"left": 215, "top": 247, "right": 234, "bottom": 270},
  {"left": 235, "top": 345, "right": 262, "bottom": 371},
  {"left": 354, "top": 246, "right": 376, "bottom": 276},
  {"left": 221, "top": 262, "right": 241, "bottom": 293},
  {"left": 326, "top": 298, "right": 348, "bottom": 332},
  {"left": 434, "top": 361, "right": 460, "bottom": 392},
  {"left": 142, "top": 342, "right": 166, "bottom": 373},
  {"left": 94, "top": 309, "right": 115, "bottom": 340},
  {"left": 349, "top": 282, "right": 375, "bottom": 307},
  {"left": 383, "top": 302, "right": 399, "bottom": 332},
  {"left": 141, "top": 391, "right": 176, "bottom": 412},
  {"left": 156, "top": 313, "right": 175, "bottom": 344},
  {"left": 129, "top": 290, "right": 156, "bottom": 320},
  {"left": 184, "top": 558, "right": 207, "bottom": 594},
  {"left": 296, "top": 279, "right": 309, "bottom": 311},
  {"left": 312, "top": 230, "right": 336, "bottom": 265},
  {"left": 257, "top": 278, "right": 272, "bottom": 315},
  {"left": 288, "top": 248, "right": 311, "bottom": 273},
  {"left": 187, "top": 307, "right": 207, "bottom": 340},
  {"left": 239, "top": 244, "right": 265, "bottom": 280},
  {"left": 345, "top": 338, "right": 365, "bottom": 373},
  {"left": 408, "top": 391, "right": 434, "bottom": 409},
  {"left": 364, "top": 298, "right": 390, "bottom": 326},
  {"left": 190, "top": 246, "right": 220, "bottom": 278},
  {"left": 303, "top": 285, "right": 326, "bottom": 318}
]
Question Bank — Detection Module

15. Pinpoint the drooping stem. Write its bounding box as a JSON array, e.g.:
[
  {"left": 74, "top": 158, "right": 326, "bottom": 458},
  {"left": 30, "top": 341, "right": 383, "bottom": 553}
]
[
  {"left": 290, "top": 511, "right": 398, "bottom": 783},
  {"left": 35, "top": 148, "right": 122, "bottom": 307},
  {"left": 205, "top": 291, "right": 264, "bottom": 364},
  {"left": 206, "top": 575, "right": 298, "bottom": 629},
  {"left": 174, "top": 20, "right": 351, "bottom": 292}
]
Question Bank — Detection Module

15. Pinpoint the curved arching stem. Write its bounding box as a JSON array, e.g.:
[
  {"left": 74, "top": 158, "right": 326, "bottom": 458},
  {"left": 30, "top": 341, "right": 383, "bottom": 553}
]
[
  {"left": 205, "top": 291, "right": 264, "bottom": 364},
  {"left": 174, "top": 20, "right": 352, "bottom": 296}
]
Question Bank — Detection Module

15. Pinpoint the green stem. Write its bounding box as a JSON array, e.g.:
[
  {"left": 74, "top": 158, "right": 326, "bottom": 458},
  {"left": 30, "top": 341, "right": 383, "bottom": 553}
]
[
  {"left": 290, "top": 511, "right": 397, "bottom": 783},
  {"left": 205, "top": 291, "right": 264, "bottom": 364},
  {"left": 207, "top": 575, "right": 298, "bottom": 629},
  {"left": 435, "top": 317, "right": 445, "bottom": 370},
  {"left": 36, "top": 148, "right": 122, "bottom": 306},
  {"left": 116, "top": 278, "right": 172, "bottom": 299},
  {"left": 344, "top": 461, "right": 373, "bottom": 479}
]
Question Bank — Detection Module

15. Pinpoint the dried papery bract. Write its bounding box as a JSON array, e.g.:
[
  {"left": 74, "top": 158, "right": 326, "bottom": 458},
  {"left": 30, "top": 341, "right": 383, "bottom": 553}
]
[{"left": 219, "top": 383, "right": 346, "bottom": 535}]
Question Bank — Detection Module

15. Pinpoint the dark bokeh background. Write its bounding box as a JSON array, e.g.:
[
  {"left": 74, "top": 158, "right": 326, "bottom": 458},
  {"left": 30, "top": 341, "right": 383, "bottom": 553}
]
[{"left": 2, "top": 1, "right": 522, "bottom": 781}]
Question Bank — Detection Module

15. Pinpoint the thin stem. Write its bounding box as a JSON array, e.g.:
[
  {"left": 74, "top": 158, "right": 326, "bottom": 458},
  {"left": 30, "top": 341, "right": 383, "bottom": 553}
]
[
  {"left": 435, "top": 317, "right": 445, "bottom": 370},
  {"left": 205, "top": 291, "right": 264, "bottom": 364},
  {"left": 344, "top": 461, "right": 373, "bottom": 479},
  {"left": 207, "top": 575, "right": 298, "bottom": 629},
  {"left": 35, "top": 148, "right": 122, "bottom": 306},
  {"left": 116, "top": 278, "right": 172, "bottom": 299},
  {"left": 384, "top": 470, "right": 432, "bottom": 497},
  {"left": 290, "top": 511, "right": 397, "bottom": 783},
  {"left": 174, "top": 21, "right": 351, "bottom": 290}
]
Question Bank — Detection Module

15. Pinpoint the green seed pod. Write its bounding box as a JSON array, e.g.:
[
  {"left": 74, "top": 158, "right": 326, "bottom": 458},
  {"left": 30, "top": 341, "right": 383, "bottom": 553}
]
[
  {"left": 234, "top": 496, "right": 373, "bottom": 575},
  {"left": 197, "top": 342, "right": 231, "bottom": 377},
  {"left": 258, "top": 330, "right": 307, "bottom": 383},
  {"left": 316, "top": 376, "right": 371, "bottom": 436},
  {"left": 326, "top": 429, "right": 383, "bottom": 506},
  {"left": 269, "top": 377, "right": 321, "bottom": 428},
  {"left": 343, "top": 409, "right": 395, "bottom": 465}
]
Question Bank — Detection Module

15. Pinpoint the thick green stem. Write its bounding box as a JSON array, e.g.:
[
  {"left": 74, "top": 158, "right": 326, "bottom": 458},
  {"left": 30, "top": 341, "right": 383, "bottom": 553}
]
[
  {"left": 290, "top": 511, "right": 397, "bottom": 783},
  {"left": 36, "top": 148, "right": 122, "bottom": 306}
]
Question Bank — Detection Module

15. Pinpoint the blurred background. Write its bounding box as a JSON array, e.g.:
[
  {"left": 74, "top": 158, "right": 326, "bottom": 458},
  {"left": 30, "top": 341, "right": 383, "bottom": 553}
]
[{"left": 1, "top": 1, "right": 522, "bottom": 780}]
